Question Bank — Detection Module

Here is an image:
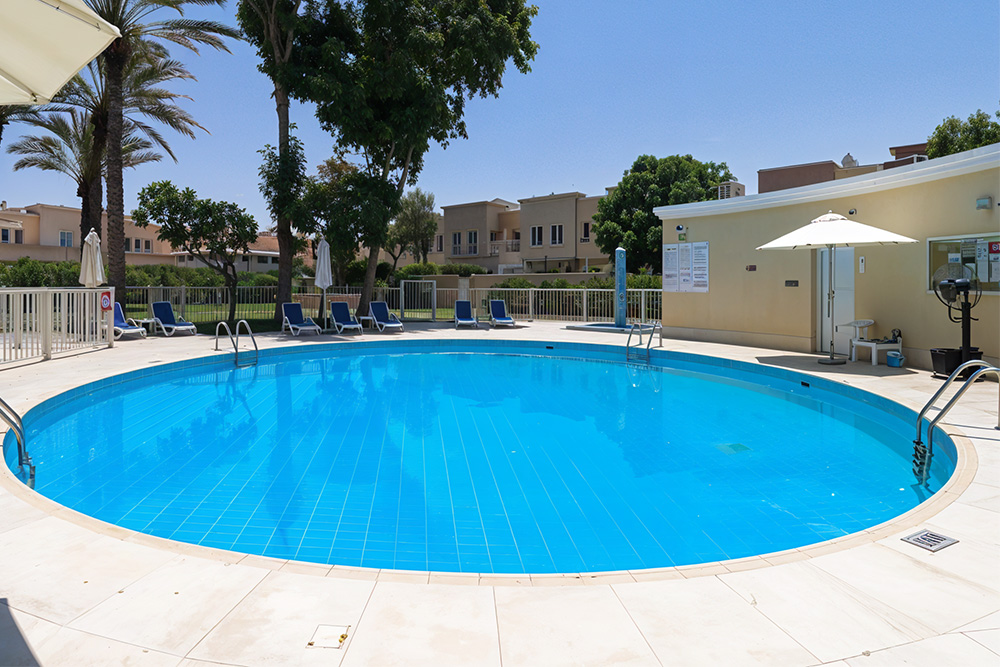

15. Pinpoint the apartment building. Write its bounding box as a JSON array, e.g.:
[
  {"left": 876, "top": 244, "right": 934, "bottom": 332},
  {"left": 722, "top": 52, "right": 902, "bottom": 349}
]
[
  {"left": 437, "top": 198, "right": 520, "bottom": 273},
  {"left": 758, "top": 143, "right": 928, "bottom": 193}
]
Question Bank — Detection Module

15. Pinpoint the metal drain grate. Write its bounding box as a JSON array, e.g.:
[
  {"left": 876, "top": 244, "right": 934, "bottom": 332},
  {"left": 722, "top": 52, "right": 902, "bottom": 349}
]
[
  {"left": 307, "top": 625, "right": 351, "bottom": 649},
  {"left": 901, "top": 530, "right": 958, "bottom": 552}
]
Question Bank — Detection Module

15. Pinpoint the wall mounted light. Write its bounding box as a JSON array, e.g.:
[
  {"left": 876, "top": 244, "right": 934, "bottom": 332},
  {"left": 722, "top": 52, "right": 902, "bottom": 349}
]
[
  {"left": 976, "top": 196, "right": 993, "bottom": 210},
  {"left": 848, "top": 209, "right": 857, "bottom": 215}
]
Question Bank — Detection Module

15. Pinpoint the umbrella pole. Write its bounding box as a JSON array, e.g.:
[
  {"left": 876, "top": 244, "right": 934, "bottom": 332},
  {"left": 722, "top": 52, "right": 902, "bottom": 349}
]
[{"left": 819, "top": 244, "right": 846, "bottom": 365}]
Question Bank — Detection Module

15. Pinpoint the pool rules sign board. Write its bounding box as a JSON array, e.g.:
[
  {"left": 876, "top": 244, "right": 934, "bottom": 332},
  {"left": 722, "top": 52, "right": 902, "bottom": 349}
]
[{"left": 663, "top": 242, "right": 709, "bottom": 292}]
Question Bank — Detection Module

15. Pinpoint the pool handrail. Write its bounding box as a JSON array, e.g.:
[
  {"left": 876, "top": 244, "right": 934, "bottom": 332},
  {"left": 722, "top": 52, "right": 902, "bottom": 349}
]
[
  {"left": 0, "top": 394, "right": 33, "bottom": 486},
  {"left": 914, "top": 359, "right": 997, "bottom": 444},
  {"left": 215, "top": 320, "right": 259, "bottom": 367}
]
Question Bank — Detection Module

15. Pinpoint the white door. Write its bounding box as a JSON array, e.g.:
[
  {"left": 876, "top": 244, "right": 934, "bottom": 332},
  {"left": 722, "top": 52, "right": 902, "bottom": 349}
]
[{"left": 817, "top": 247, "right": 855, "bottom": 355}]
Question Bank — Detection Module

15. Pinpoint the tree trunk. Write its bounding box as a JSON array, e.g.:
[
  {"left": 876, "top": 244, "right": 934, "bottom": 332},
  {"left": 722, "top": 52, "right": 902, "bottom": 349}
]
[
  {"left": 226, "top": 268, "right": 238, "bottom": 324},
  {"left": 358, "top": 244, "right": 381, "bottom": 319},
  {"left": 104, "top": 47, "right": 127, "bottom": 306},
  {"left": 274, "top": 83, "right": 294, "bottom": 321}
]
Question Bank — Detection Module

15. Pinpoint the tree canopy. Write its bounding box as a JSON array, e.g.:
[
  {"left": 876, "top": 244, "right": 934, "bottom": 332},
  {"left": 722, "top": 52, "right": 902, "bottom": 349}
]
[
  {"left": 592, "top": 154, "right": 734, "bottom": 272},
  {"left": 926, "top": 108, "right": 1000, "bottom": 159},
  {"left": 132, "top": 180, "right": 258, "bottom": 323},
  {"left": 394, "top": 188, "right": 438, "bottom": 264},
  {"left": 284, "top": 0, "right": 538, "bottom": 313}
]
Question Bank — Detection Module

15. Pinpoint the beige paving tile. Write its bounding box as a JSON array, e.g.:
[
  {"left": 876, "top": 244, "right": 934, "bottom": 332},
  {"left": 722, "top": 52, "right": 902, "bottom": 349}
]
[
  {"left": 954, "top": 610, "right": 1000, "bottom": 633},
  {"left": 278, "top": 561, "right": 332, "bottom": 576},
  {"left": 479, "top": 574, "right": 531, "bottom": 586},
  {"left": 341, "top": 582, "right": 499, "bottom": 667},
  {"left": 31, "top": 625, "right": 182, "bottom": 667},
  {"left": 189, "top": 570, "right": 374, "bottom": 666},
  {"left": 428, "top": 572, "right": 480, "bottom": 586},
  {"left": 0, "top": 492, "right": 48, "bottom": 536},
  {"left": 0, "top": 604, "right": 61, "bottom": 666},
  {"left": 617, "top": 576, "right": 817, "bottom": 665},
  {"left": 69, "top": 557, "right": 269, "bottom": 656},
  {"left": 494, "top": 585, "right": 659, "bottom": 666},
  {"left": 923, "top": 500, "right": 1000, "bottom": 546},
  {"left": 720, "top": 560, "right": 934, "bottom": 663},
  {"left": 880, "top": 528, "right": 1000, "bottom": 596},
  {"left": 0, "top": 518, "right": 176, "bottom": 624},
  {"left": 810, "top": 542, "right": 1000, "bottom": 634},
  {"left": 955, "top": 482, "right": 1000, "bottom": 513},
  {"left": 965, "top": 628, "right": 1000, "bottom": 657},
  {"left": 842, "top": 632, "right": 1000, "bottom": 666}
]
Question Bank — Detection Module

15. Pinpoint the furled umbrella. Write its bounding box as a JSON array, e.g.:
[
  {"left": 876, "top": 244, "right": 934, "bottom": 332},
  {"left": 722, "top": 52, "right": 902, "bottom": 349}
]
[
  {"left": 756, "top": 211, "right": 917, "bottom": 364},
  {"left": 79, "top": 228, "right": 105, "bottom": 287},
  {"left": 314, "top": 238, "right": 333, "bottom": 330},
  {"left": 0, "top": 0, "right": 120, "bottom": 105}
]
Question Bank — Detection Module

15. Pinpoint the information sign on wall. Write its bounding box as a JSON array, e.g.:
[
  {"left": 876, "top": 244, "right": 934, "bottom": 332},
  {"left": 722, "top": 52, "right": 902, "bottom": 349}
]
[{"left": 662, "top": 242, "right": 709, "bottom": 293}]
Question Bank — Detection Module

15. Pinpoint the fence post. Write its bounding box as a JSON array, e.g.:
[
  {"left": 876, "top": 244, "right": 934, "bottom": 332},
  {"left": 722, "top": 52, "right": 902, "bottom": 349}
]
[
  {"left": 180, "top": 285, "right": 186, "bottom": 319},
  {"left": 583, "top": 289, "right": 588, "bottom": 322},
  {"left": 107, "top": 287, "right": 115, "bottom": 348},
  {"left": 41, "top": 290, "right": 52, "bottom": 360},
  {"left": 529, "top": 288, "right": 535, "bottom": 321},
  {"left": 641, "top": 290, "right": 646, "bottom": 323}
]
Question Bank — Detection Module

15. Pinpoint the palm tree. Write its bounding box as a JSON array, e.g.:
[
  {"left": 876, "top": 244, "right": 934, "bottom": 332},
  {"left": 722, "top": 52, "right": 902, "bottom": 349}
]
[
  {"left": 85, "top": 0, "right": 238, "bottom": 303},
  {"left": 6, "top": 110, "right": 161, "bottom": 251},
  {"left": 0, "top": 106, "right": 42, "bottom": 151},
  {"left": 55, "top": 48, "right": 207, "bottom": 241}
]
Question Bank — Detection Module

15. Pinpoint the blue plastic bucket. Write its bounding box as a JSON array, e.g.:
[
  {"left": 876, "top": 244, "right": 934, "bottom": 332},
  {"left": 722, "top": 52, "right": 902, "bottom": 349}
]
[{"left": 886, "top": 351, "right": 904, "bottom": 368}]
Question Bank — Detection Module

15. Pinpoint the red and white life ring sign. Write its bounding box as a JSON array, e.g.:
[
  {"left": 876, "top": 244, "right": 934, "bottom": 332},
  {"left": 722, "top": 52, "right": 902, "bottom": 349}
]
[{"left": 100, "top": 291, "right": 112, "bottom": 311}]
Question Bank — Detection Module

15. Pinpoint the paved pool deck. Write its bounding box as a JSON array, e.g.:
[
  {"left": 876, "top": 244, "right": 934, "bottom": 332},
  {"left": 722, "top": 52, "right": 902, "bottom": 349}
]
[{"left": 1, "top": 322, "right": 998, "bottom": 666}]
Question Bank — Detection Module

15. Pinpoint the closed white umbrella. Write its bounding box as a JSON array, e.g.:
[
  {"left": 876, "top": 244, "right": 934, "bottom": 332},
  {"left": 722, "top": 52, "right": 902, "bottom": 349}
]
[
  {"left": 314, "top": 238, "right": 333, "bottom": 329},
  {"left": 757, "top": 211, "right": 917, "bottom": 364},
  {"left": 0, "top": 0, "right": 121, "bottom": 105},
  {"left": 79, "top": 228, "right": 105, "bottom": 288}
]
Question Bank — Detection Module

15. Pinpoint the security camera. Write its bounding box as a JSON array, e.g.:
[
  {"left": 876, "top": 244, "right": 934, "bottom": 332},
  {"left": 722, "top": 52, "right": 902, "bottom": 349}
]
[
  {"left": 848, "top": 209, "right": 857, "bottom": 215},
  {"left": 675, "top": 225, "right": 685, "bottom": 232}
]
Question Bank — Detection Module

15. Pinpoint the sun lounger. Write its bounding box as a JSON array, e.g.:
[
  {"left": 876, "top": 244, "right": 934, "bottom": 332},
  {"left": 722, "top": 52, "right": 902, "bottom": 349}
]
[
  {"left": 454, "top": 300, "right": 478, "bottom": 328},
  {"left": 113, "top": 302, "right": 146, "bottom": 340},
  {"left": 489, "top": 299, "right": 515, "bottom": 327},
  {"left": 329, "top": 300, "right": 362, "bottom": 334},
  {"left": 151, "top": 301, "right": 197, "bottom": 336},
  {"left": 282, "top": 302, "right": 322, "bottom": 336},
  {"left": 369, "top": 301, "right": 403, "bottom": 332}
]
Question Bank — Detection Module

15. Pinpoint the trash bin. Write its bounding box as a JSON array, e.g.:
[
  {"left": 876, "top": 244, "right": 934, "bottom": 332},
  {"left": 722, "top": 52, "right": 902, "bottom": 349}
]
[
  {"left": 886, "top": 351, "right": 904, "bottom": 368},
  {"left": 930, "top": 347, "right": 982, "bottom": 377}
]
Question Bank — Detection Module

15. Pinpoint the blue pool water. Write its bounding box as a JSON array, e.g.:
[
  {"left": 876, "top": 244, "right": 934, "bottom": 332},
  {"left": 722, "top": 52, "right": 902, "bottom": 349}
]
[{"left": 6, "top": 341, "right": 955, "bottom": 574}]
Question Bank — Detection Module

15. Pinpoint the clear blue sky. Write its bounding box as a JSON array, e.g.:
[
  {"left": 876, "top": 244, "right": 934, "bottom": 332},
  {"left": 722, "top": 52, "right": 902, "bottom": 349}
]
[{"left": 1, "top": 0, "right": 997, "bottom": 229}]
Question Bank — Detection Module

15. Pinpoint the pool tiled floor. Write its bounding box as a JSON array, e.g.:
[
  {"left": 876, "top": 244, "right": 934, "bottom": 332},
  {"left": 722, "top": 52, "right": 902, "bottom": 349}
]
[{"left": 1, "top": 322, "right": 998, "bottom": 666}]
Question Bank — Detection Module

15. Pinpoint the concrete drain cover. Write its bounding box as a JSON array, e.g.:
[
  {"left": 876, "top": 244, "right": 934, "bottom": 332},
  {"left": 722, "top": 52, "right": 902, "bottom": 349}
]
[
  {"left": 308, "top": 625, "right": 351, "bottom": 649},
  {"left": 901, "top": 530, "right": 958, "bottom": 552}
]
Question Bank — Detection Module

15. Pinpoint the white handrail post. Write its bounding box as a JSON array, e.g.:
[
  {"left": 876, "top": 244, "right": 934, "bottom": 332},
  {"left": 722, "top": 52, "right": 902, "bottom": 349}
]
[
  {"left": 641, "top": 290, "right": 647, "bottom": 323},
  {"left": 529, "top": 288, "right": 535, "bottom": 321},
  {"left": 583, "top": 289, "right": 588, "bottom": 322},
  {"left": 41, "top": 290, "right": 52, "bottom": 360}
]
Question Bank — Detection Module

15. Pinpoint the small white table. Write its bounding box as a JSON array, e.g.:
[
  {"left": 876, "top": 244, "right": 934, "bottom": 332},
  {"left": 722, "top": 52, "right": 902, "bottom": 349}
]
[
  {"left": 839, "top": 319, "right": 902, "bottom": 366},
  {"left": 358, "top": 315, "right": 376, "bottom": 330},
  {"left": 131, "top": 318, "right": 159, "bottom": 335}
]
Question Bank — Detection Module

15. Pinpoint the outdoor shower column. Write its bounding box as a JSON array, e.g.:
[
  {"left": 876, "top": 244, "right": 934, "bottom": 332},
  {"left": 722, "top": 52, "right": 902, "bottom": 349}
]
[{"left": 615, "top": 247, "right": 626, "bottom": 328}]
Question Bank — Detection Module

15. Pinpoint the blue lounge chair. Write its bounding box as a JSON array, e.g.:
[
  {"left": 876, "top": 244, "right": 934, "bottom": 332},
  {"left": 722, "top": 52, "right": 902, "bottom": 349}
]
[
  {"left": 151, "top": 301, "right": 197, "bottom": 336},
  {"left": 113, "top": 302, "right": 146, "bottom": 340},
  {"left": 454, "top": 300, "right": 478, "bottom": 328},
  {"left": 489, "top": 299, "right": 515, "bottom": 327},
  {"left": 282, "top": 302, "right": 322, "bottom": 336},
  {"left": 329, "top": 300, "right": 362, "bottom": 335},
  {"left": 369, "top": 301, "right": 403, "bottom": 332}
]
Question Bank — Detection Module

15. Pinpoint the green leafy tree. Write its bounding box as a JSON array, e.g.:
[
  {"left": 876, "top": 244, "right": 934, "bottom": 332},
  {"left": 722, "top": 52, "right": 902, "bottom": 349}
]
[
  {"left": 258, "top": 132, "right": 309, "bottom": 303},
  {"left": 286, "top": 0, "right": 538, "bottom": 315},
  {"left": 6, "top": 110, "right": 160, "bottom": 250},
  {"left": 238, "top": 0, "right": 307, "bottom": 321},
  {"left": 382, "top": 223, "right": 407, "bottom": 273},
  {"left": 395, "top": 188, "right": 438, "bottom": 263},
  {"left": 85, "top": 0, "right": 238, "bottom": 304},
  {"left": 298, "top": 155, "right": 365, "bottom": 286},
  {"left": 926, "top": 108, "right": 1000, "bottom": 158},
  {"left": 132, "top": 180, "right": 258, "bottom": 323},
  {"left": 592, "top": 154, "right": 734, "bottom": 272}
]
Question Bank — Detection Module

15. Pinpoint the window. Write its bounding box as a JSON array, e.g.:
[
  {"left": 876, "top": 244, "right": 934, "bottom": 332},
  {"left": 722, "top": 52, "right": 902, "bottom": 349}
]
[
  {"left": 124, "top": 236, "right": 131, "bottom": 252},
  {"left": 467, "top": 230, "right": 478, "bottom": 255},
  {"left": 489, "top": 231, "right": 498, "bottom": 242},
  {"left": 242, "top": 255, "right": 250, "bottom": 263},
  {"left": 452, "top": 232, "right": 462, "bottom": 255},
  {"left": 435, "top": 235, "right": 443, "bottom": 253},
  {"left": 271, "top": 257, "right": 279, "bottom": 264},
  {"left": 550, "top": 224, "right": 563, "bottom": 246},
  {"left": 14, "top": 230, "right": 22, "bottom": 244},
  {"left": 257, "top": 256, "right": 268, "bottom": 264},
  {"left": 1, "top": 229, "right": 7, "bottom": 243},
  {"left": 59, "top": 231, "right": 73, "bottom": 247},
  {"left": 530, "top": 226, "right": 542, "bottom": 247},
  {"left": 581, "top": 222, "right": 591, "bottom": 242},
  {"left": 177, "top": 255, "right": 185, "bottom": 263},
  {"left": 133, "top": 238, "right": 141, "bottom": 253},
  {"left": 927, "top": 233, "right": 1000, "bottom": 293},
  {"left": 144, "top": 239, "right": 151, "bottom": 253}
]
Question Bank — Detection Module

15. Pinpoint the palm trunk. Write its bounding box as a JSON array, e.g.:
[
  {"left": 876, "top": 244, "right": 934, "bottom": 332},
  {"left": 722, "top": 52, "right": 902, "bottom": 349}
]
[
  {"left": 105, "top": 47, "right": 127, "bottom": 306},
  {"left": 274, "top": 83, "right": 294, "bottom": 321},
  {"left": 78, "top": 181, "right": 90, "bottom": 254}
]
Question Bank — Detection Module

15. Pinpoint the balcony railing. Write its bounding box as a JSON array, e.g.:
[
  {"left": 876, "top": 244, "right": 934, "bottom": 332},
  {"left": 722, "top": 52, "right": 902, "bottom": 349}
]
[
  {"left": 489, "top": 240, "right": 521, "bottom": 256},
  {"left": 451, "top": 245, "right": 478, "bottom": 257},
  {"left": 579, "top": 236, "right": 591, "bottom": 243}
]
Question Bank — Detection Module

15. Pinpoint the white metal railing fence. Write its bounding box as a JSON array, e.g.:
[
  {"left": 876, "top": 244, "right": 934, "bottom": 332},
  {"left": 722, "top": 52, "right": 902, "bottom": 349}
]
[
  {"left": 122, "top": 285, "right": 662, "bottom": 324},
  {"left": 1, "top": 287, "right": 113, "bottom": 364}
]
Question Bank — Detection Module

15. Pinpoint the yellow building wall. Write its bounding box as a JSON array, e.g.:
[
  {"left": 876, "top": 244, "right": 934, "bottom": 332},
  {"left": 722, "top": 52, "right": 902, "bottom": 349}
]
[{"left": 660, "top": 164, "right": 999, "bottom": 368}]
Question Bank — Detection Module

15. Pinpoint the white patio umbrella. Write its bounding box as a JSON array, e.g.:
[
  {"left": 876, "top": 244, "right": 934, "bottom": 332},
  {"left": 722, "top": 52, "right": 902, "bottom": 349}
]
[
  {"left": 79, "top": 228, "right": 105, "bottom": 288},
  {"left": 1, "top": 0, "right": 121, "bottom": 105},
  {"left": 756, "top": 211, "right": 917, "bottom": 364},
  {"left": 314, "top": 238, "right": 333, "bottom": 329}
]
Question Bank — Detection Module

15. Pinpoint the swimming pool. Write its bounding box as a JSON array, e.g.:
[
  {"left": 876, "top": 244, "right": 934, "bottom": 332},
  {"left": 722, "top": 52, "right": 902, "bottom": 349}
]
[{"left": 5, "top": 340, "right": 956, "bottom": 574}]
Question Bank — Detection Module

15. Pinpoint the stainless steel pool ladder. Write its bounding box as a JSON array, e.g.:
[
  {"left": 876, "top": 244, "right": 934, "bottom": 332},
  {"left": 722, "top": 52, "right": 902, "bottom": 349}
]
[
  {"left": 0, "top": 395, "right": 34, "bottom": 488},
  {"left": 625, "top": 322, "right": 662, "bottom": 364},
  {"left": 912, "top": 360, "right": 1000, "bottom": 486},
  {"left": 215, "top": 320, "right": 259, "bottom": 367}
]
